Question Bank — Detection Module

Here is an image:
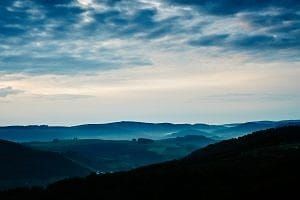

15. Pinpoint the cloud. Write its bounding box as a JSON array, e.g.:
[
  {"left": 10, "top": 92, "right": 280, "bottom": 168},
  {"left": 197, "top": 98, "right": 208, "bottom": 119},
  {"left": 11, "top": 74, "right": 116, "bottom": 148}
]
[
  {"left": 169, "top": 0, "right": 300, "bottom": 54},
  {"left": 168, "top": 0, "right": 300, "bottom": 15},
  {"left": 0, "top": 87, "right": 24, "bottom": 97},
  {"left": 231, "top": 34, "right": 279, "bottom": 49},
  {"left": 202, "top": 92, "right": 300, "bottom": 101},
  {"left": 189, "top": 34, "right": 229, "bottom": 46},
  {"left": 0, "top": 54, "right": 152, "bottom": 75},
  {"left": 32, "top": 93, "right": 95, "bottom": 101},
  {"left": 0, "top": 0, "right": 299, "bottom": 76},
  {"left": 189, "top": 33, "right": 300, "bottom": 50}
]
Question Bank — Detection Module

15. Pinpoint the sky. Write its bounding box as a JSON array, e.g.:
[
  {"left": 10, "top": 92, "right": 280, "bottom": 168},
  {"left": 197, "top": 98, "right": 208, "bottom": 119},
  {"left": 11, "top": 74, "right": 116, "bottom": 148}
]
[{"left": 0, "top": 0, "right": 299, "bottom": 125}]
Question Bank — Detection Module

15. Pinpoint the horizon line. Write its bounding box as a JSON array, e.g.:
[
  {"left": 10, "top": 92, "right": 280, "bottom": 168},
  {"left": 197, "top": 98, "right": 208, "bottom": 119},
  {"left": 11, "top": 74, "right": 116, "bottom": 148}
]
[{"left": 1, "top": 119, "right": 299, "bottom": 128}]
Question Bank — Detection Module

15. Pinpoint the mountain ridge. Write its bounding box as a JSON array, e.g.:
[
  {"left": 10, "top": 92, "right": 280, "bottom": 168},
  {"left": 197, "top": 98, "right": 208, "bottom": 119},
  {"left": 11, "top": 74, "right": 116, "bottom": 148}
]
[{"left": 1, "top": 120, "right": 299, "bottom": 142}]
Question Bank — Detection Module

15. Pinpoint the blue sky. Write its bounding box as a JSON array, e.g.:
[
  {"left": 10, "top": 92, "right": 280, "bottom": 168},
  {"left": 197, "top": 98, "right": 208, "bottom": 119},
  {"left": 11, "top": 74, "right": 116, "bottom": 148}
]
[{"left": 0, "top": 0, "right": 299, "bottom": 125}]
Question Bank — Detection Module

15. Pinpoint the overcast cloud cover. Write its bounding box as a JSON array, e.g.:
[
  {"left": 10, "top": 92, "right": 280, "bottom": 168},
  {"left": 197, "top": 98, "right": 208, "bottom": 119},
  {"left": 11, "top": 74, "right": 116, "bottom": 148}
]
[{"left": 0, "top": 0, "right": 299, "bottom": 125}]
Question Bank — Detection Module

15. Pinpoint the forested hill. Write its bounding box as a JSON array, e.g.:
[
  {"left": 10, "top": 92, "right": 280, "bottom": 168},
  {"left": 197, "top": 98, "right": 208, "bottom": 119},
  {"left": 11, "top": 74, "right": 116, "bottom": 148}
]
[
  {"left": 2, "top": 126, "right": 299, "bottom": 200},
  {"left": 0, "top": 140, "right": 90, "bottom": 190}
]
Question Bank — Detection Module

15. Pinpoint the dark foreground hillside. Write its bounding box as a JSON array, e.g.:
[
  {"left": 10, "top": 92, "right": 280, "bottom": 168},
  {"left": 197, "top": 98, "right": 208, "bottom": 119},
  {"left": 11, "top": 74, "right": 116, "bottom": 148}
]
[
  {"left": 2, "top": 126, "right": 300, "bottom": 200},
  {"left": 0, "top": 140, "right": 90, "bottom": 190}
]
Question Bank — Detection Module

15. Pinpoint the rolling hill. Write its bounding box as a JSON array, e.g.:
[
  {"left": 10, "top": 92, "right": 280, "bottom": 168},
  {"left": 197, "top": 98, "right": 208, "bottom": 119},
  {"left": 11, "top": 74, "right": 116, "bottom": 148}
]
[
  {"left": 2, "top": 126, "right": 299, "bottom": 199},
  {"left": 0, "top": 120, "right": 299, "bottom": 142},
  {"left": 0, "top": 122, "right": 191, "bottom": 142},
  {"left": 24, "top": 135, "right": 216, "bottom": 173},
  {"left": 0, "top": 140, "right": 90, "bottom": 190}
]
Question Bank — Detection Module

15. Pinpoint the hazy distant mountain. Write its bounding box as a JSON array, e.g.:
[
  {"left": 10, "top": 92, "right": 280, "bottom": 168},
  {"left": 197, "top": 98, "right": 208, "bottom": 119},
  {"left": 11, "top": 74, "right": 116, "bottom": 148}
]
[
  {"left": 212, "top": 120, "right": 300, "bottom": 139},
  {"left": 0, "top": 122, "right": 191, "bottom": 142},
  {"left": 3, "top": 126, "right": 299, "bottom": 199},
  {"left": 0, "top": 120, "right": 299, "bottom": 142},
  {"left": 0, "top": 140, "right": 90, "bottom": 190}
]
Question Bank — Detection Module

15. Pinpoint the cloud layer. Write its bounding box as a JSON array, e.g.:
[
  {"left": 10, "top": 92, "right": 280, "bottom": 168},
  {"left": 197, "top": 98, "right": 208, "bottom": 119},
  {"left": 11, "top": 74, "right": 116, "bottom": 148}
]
[
  {"left": 0, "top": 0, "right": 299, "bottom": 74},
  {"left": 0, "top": 87, "right": 23, "bottom": 97}
]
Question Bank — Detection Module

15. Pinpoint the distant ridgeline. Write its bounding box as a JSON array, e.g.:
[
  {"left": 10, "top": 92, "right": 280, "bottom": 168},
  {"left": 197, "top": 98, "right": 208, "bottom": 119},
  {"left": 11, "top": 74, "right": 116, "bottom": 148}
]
[
  {"left": 1, "top": 126, "right": 299, "bottom": 200},
  {"left": 0, "top": 120, "right": 299, "bottom": 142}
]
